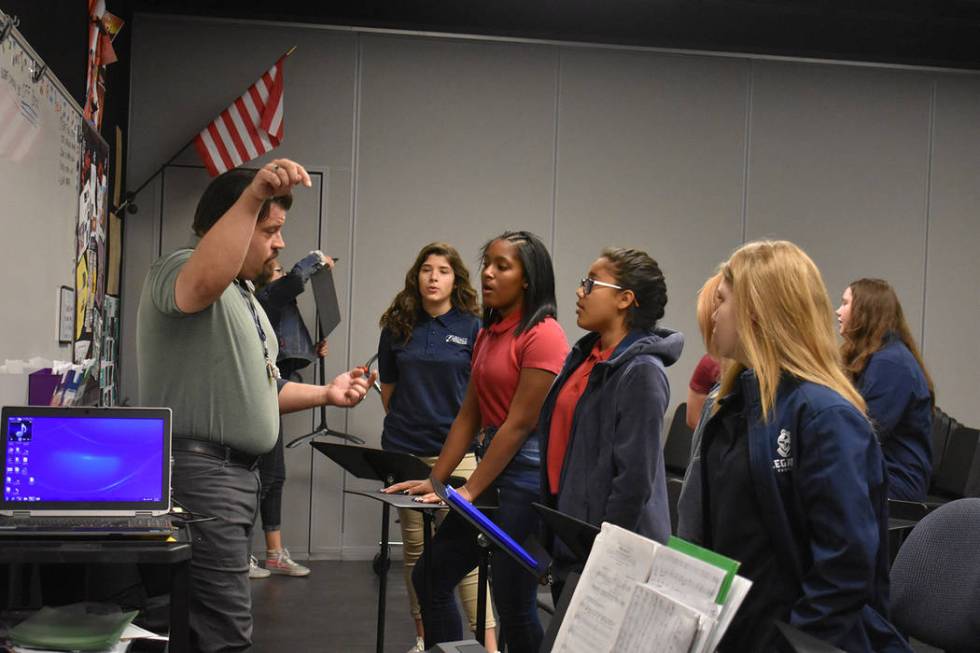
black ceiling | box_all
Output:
[127,0,980,70]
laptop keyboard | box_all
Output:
[0,516,173,530]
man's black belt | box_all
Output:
[172,437,261,470]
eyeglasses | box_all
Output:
[579,277,625,296]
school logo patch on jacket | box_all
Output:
[773,429,794,472]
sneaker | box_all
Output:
[248,555,270,579]
[265,548,311,577]
[406,636,424,653]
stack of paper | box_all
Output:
[551,523,752,653]
[8,604,138,652]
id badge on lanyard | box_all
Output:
[236,280,281,381]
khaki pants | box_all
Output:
[398,453,496,632]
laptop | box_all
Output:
[0,405,175,538]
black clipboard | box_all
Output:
[310,267,341,337]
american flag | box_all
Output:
[194,53,287,177]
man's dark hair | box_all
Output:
[192,168,293,237]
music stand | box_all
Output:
[310,442,439,653]
[431,478,552,648]
[285,322,366,449]
[540,571,580,653]
[532,503,600,562]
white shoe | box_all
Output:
[265,548,311,577]
[406,636,425,653]
[249,554,271,579]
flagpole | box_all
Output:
[114,45,297,216]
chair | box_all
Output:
[890,498,980,651]
[663,402,694,477]
[930,426,980,500]
[929,406,961,482]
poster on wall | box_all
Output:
[100,294,119,406]
[73,120,109,366]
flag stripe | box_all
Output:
[194,133,220,176]
[206,123,236,173]
[219,109,251,163]
[228,103,260,160]
[213,118,244,168]
[238,95,273,151]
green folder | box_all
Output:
[9,604,138,651]
[668,535,741,605]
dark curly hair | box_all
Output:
[379,242,480,343]
[601,247,667,330]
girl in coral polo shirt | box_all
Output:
[386,230,568,653]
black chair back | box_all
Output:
[931,426,980,499]
[663,402,693,477]
[890,498,980,650]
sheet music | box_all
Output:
[612,583,702,652]
[551,524,657,653]
[700,574,752,653]
[647,545,726,616]
[551,523,753,653]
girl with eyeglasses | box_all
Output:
[385,231,569,653]
[836,278,934,501]
[703,241,910,652]
[537,248,682,600]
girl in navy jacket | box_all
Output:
[703,241,910,652]
[837,278,935,501]
[538,248,683,598]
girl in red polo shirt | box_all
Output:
[386,230,568,653]
[537,248,682,601]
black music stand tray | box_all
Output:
[532,503,600,563]
[310,442,440,653]
[431,478,551,649]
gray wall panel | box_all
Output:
[554,48,749,416]
[344,34,559,552]
[746,62,933,341]
[925,78,980,426]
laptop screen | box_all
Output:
[1,406,171,514]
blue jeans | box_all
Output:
[413,484,543,653]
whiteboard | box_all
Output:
[0,13,82,365]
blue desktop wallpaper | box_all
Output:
[4,416,165,503]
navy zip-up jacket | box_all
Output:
[538,327,683,568]
[702,371,911,652]
[856,335,933,501]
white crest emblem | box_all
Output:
[777,429,792,458]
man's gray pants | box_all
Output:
[173,450,260,653]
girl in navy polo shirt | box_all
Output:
[837,278,935,501]
[704,241,910,652]
[537,248,682,601]
[386,230,569,653]
[377,242,495,652]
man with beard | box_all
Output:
[137,159,375,652]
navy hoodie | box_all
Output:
[538,327,683,569]
[857,335,933,501]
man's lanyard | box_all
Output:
[235,279,281,381]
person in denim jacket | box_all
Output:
[250,251,332,577]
